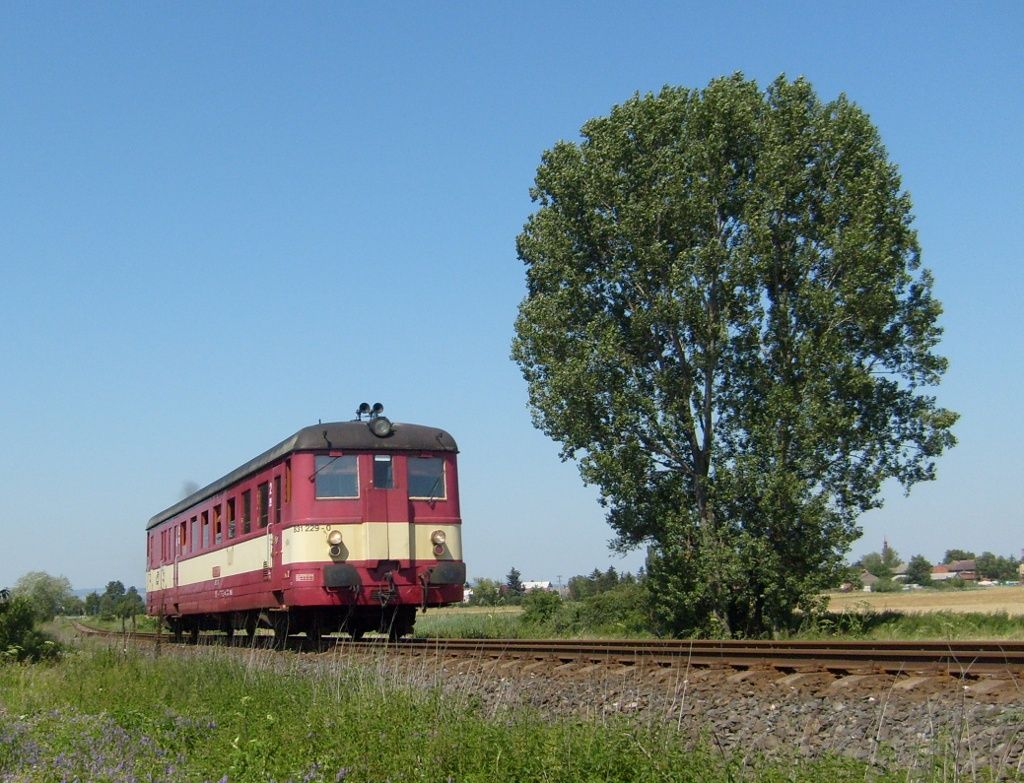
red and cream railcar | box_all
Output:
[146,412,465,641]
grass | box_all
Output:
[796,609,1024,641]
[0,639,959,783]
[415,606,525,639]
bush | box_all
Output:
[520,589,561,625]
[0,594,61,662]
[871,578,902,593]
[548,581,652,636]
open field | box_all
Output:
[828,585,1024,616]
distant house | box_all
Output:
[891,562,910,581]
[522,580,552,592]
[859,570,880,591]
[931,559,977,582]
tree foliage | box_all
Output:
[860,544,901,579]
[905,554,933,586]
[98,581,145,621]
[11,571,76,622]
[567,566,635,600]
[467,577,501,606]
[975,551,1020,581]
[512,74,957,637]
[943,549,975,564]
[520,589,562,625]
[504,568,525,598]
[0,591,60,662]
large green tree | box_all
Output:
[905,554,933,586]
[512,74,957,637]
[11,571,76,622]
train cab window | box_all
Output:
[227,497,236,539]
[190,517,198,553]
[314,455,358,498]
[409,457,446,499]
[214,505,222,544]
[257,482,269,528]
[242,490,251,535]
[373,454,394,489]
[202,512,210,548]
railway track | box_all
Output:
[398,637,1024,676]
[73,623,1024,677]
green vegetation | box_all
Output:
[0,591,60,663]
[430,566,1024,641]
[797,609,1024,641]
[0,642,960,782]
[426,598,1024,643]
[10,571,79,622]
[512,74,957,638]
[83,580,147,623]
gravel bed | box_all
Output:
[386,652,1024,776]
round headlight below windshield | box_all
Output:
[430,530,446,546]
[327,530,343,546]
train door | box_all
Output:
[364,454,411,561]
[269,474,283,577]
[257,480,277,581]
[174,520,186,589]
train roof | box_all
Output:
[147,420,457,530]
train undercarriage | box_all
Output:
[164,604,418,647]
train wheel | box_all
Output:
[270,613,290,649]
[306,612,324,651]
[244,612,258,640]
[386,606,415,640]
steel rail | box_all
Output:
[73,624,1024,675]
[392,637,1024,676]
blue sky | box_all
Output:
[1,2,1021,591]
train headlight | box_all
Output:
[430,530,446,546]
[369,416,393,437]
[327,530,343,546]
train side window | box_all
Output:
[409,457,446,499]
[274,476,282,524]
[214,505,222,544]
[202,512,210,548]
[373,455,393,489]
[227,497,236,539]
[314,455,358,498]
[242,490,251,535]
[257,482,269,528]
[191,517,198,553]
